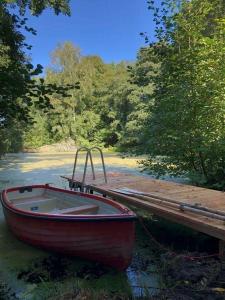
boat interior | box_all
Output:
[6,188,122,215]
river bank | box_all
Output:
[23,139,78,153]
[138,214,225,300]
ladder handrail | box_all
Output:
[71,146,107,191]
[89,146,107,184]
[71,147,95,185]
[81,150,93,191]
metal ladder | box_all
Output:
[70,146,107,192]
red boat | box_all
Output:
[1,185,136,270]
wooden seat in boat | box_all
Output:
[53,204,99,215]
[13,196,52,205]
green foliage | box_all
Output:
[0,1,72,155]
[0,124,24,156]
[140,0,225,188]
[4,0,71,16]
[0,4,39,127]
[31,42,133,148]
[119,47,158,152]
[23,112,52,148]
[0,5,73,128]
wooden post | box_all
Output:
[219,240,225,258]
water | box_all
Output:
[0,152,161,299]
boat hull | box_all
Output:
[1,186,136,270]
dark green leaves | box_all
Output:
[4,0,71,16]
[139,0,225,188]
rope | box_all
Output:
[138,216,219,260]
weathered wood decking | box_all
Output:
[62,172,225,252]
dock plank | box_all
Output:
[62,172,225,241]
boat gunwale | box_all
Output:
[1,185,136,222]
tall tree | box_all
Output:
[141,0,225,188]
[0,1,71,154]
[119,47,158,151]
[29,42,133,148]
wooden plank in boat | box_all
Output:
[12,195,55,205]
[53,204,99,215]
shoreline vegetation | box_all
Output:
[23,138,81,153]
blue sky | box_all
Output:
[23,0,155,69]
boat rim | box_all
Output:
[1,184,137,222]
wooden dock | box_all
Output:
[62,171,225,254]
